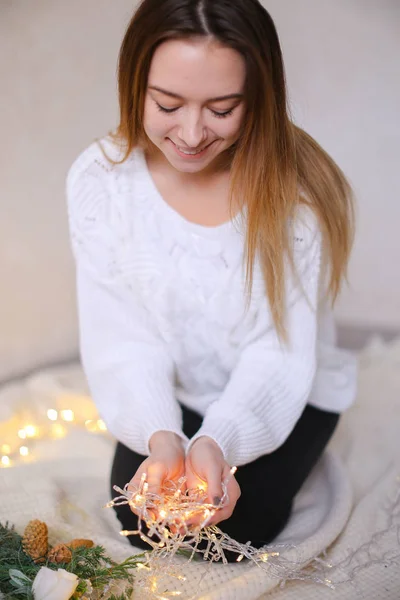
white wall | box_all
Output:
[266,0,400,328]
[0,1,399,381]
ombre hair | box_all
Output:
[113,0,355,339]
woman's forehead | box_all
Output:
[147,38,246,101]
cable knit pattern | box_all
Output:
[67,137,357,466]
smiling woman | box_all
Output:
[66,0,357,560]
[142,38,247,225]
[144,39,246,170]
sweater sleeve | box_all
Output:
[67,160,188,456]
[187,208,322,466]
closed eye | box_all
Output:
[155,102,235,119]
[155,103,178,114]
[212,108,234,118]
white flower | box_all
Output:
[32,567,79,600]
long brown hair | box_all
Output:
[114,0,354,339]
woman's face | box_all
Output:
[143,37,246,174]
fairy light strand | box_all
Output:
[105,471,400,598]
[0,397,107,469]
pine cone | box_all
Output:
[22,519,48,564]
[67,538,94,550]
[48,543,72,564]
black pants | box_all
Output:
[111,404,339,561]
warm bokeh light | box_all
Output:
[60,409,74,422]
[24,425,38,438]
[51,423,67,439]
[1,393,108,468]
[47,409,58,421]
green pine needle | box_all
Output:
[0,522,145,600]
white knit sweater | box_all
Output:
[67,138,357,466]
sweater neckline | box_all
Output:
[134,146,240,242]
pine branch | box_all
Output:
[0,522,144,600]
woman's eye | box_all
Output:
[154,101,235,118]
[211,108,234,118]
[155,103,179,114]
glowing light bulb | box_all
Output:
[85,420,98,433]
[97,419,107,431]
[1,444,11,454]
[24,425,38,438]
[133,494,146,509]
[47,409,58,421]
[60,409,74,422]
[1,456,10,467]
[51,423,67,439]
[19,446,29,456]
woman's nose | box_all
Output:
[178,109,207,149]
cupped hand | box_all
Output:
[185,436,241,528]
[128,431,185,517]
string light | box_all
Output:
[97,419,107,431]
[107,469,302,579]
[50,424,67,439]
[109,471,400,597]
[0,390,110,468]
[60,409,74,422]
[47,409,58,421]
[25,425,38,437]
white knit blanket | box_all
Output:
[1,337,400,599]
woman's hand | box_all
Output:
[185,436,241,527]
[128,432,185,509]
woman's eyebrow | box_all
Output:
[148,85,243,102]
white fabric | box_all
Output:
[66,138,357,465]
[0,336,399,599]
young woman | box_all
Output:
[67,0,357,558]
